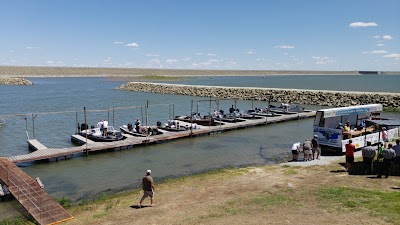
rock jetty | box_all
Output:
[0,77,32,85]
[118,82,400,108]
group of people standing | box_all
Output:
[96,119,109,137]
[291,135,321,161]
[345,139,399,178]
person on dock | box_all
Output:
[392,139,400,174]
[139,169,155,208]
[102,120,108,137]
[382,127,388,148]
[303,139,312,161]
[345,139,355,172]
[97,120,104,131]
[362,141,376,175]
[135,118,141,133]
[312,135,321,160]
[377,144,396,178]
[291,142,300,161]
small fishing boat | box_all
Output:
[156,120,193,132]
[78,123,126,142]
[120,124,163,136]
[268,104,306,115]
[175,114,220,126]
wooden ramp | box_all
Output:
[0,158,73,225]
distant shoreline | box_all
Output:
[1,66,398,77]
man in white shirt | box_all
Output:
[102,120,108,137]
[291,142,300,161]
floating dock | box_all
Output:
[8,111,316,164]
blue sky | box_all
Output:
[1,0,399,71]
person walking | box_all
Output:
[362,141,376,175]
[377,144,396,178]
[311,135,321,160]
[392,139,400,174]
[345,140,355,172]
[291,142,300,161]
[139,169,155,208]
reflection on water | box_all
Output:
[0,77,399,202]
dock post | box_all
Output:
[84,107,88,157]
[190,100,193,137]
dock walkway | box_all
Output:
[0,158,73,225]
[8,111,316,164]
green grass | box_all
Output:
[0,217,33,225]
[383,107,400,113]
[137,75,184,81]
[318,186,400,224]
[252,194,289,207]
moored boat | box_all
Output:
[78,123,126,142]
[120,124,163,136]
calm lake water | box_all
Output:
[0,75,399,202]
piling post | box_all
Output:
[84,107,88,157]
[190,100,193,137]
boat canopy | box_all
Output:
[317,104,383,119]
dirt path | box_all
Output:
[64,156,400,225]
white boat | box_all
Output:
[78,124,126,142]
[120,124,163,136]
[0,118,5,127]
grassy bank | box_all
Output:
[2,158,400,225]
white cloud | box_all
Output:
[165,59,179,64]
[382,35,393,40]
[9,50,14,53]
[376,43,385,47]
[46,61,54,64]
[372,35,381,39]
[349,22,378,28]
[195,52,203,55]
[362,51,368,54]
[114,41,124,44]
[26,46,39,49]
[145,54,160,57]
[312,56,335,65]
[104,57,112,62]
[206,53,216,56]
[181,57,192,61]
[383,54,400,58]
[125,42,139,47]
[274,45,295,49]
[247,49,256,54]
[370,50,388,54]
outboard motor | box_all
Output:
[156,121,162,127]
[127,123,133,131]
[80,123,88,131]
[90,125,95,129]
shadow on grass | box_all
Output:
[130,204,152,209]
[331,161,400,177]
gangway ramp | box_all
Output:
[0,158,73,225]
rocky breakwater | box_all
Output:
[0,77,32,85]
[118,82,400,108]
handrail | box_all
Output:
[0,162,42,212]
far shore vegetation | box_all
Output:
[2,157,400,225]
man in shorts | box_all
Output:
[291,142,300,161]
[312,135,321,160]
[345,140,355,172]
[303,139,312,161]
[139,169,155,208]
